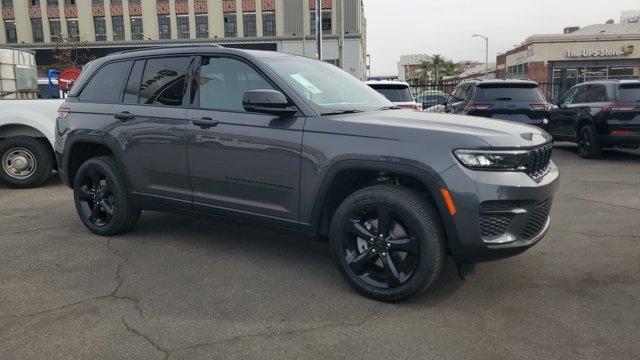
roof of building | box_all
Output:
[525,23,640,43]
[444,62,496,81]
[398,54,432,66]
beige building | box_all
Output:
[0,0,368,79]
[496,17,640,99]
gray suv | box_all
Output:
[55,46,559,302]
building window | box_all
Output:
[47,0,57,5]
[65,0,75,4]
[262,11,275,36]
[176,15,189,39]
[128,0,139,3]
[112,16,124,41]
[92,0,103,4]
[243,13,256,37]
[310,9,332,35]
[2,0,13,7]
[158,14,171,39]
[4,21,17,43]
[31,18,44,42]
[131,16,143,40]
[67,19,79,40]
[195,14,208,38]
[29,0,40,6]
[94,17,107,41]
[50,19,61,42]
[111,0,121,3]
[223,13,236,37]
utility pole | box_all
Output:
[316,0,322,60]
[338,0,345,69]
[472,34,489,79]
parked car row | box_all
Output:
[369,79,639,159]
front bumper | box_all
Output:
[440,160,560,262]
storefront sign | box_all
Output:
[567,45,634,58]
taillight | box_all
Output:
[465,103,493,111]
[601,103,638,112]
[529,103,551,111]
[611,130,634,136]
[57,106,70,118]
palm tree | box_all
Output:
[415,60,432,85]
[414,55,461,85]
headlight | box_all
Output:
[453,149,528,171]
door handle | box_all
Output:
[191,117,219,129]
[114,111,135,121]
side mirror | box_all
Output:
[242,89,297,117]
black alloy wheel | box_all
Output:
[77,168,115,227]
[330,185,445,302]
[73,156,141,236]
[340,205,419,289]
[577,125,602,159]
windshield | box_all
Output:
[265,56,393,114]
[618,84,640,102]
[369,85,414,102]
[474,85,545,102]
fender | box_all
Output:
[305,159,460,244]
[61,132,133,191]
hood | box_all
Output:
[338,109,551,149]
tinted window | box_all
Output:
[572,86,591,104]
[618,84,640,102]
[474,84,545,102]
[583,85,609,102]
[561,87,580,105]
[139,57,191,107]
[123,60,144,104]
[369,85,413,102]
[79,61,131,103]
[195,57,274,112]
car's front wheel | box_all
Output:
[73,156,141,236]
[577,125,602,159]
[330,185,445,302]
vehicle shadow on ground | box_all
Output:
[553,142,640,162]
[0,172,63,190]
[120,211,467,304]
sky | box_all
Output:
[365,0,640,76]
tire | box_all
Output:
[577,125,602,159]
[73,156,141,236]
[0,136,54,188]
[329,184,446,302]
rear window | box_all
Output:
[618,84,640,102]
[78,61,131,103]
[369,85,413,102]
[474,84,545,102]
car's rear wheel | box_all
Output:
[73,156,141,236]
[0,136,54,188]
[330,185,445,302]
[577,125,602,159]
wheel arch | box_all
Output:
[307,160,459,245]
[63,134,131,190]
[0,124,57,170]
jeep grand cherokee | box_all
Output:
[55,46,559,302]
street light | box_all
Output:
[472,34,489,79]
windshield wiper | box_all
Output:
[379,105,401,110]
[320,110,365,116]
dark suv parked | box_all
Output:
[55,46,559,302]
[445,80,552,128]
[548,80,640,158]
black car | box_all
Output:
[444,80,552,128]
[55,46,559,302]
[548,80,640,158]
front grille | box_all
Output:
[523,143,553,182]
[479,201,519,212]
[519,199,553,241]
[479,215,514,237]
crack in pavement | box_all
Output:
[1,238,143,321]
[168,306,386,355]
[121,317,170,360]
[571,197,640,212]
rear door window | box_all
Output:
[474,84,545,102]
[618,84,640,102]
[369,85,413,102]
[78,61,131,103]
[139,57,191,107]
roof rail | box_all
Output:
[113,44,223,55]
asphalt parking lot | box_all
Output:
[1,143,639,360]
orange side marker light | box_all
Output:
[440,188,457,216]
